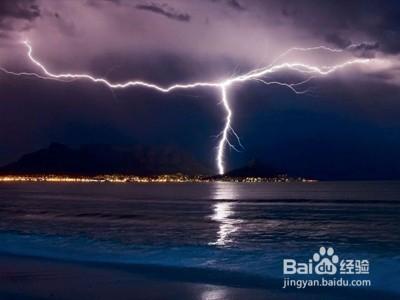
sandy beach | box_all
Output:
[0,253,397,300]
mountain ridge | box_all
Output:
[0,143,210,176]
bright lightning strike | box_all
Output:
[1,41,371,175]
[217,86,231,175]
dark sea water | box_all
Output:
[0,181,399,295]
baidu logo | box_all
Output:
[282,246,371,289]
[313,246,339,275]
[283,246,340,275]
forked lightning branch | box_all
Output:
[1,41,372,174]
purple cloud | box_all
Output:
[136,2,190,22]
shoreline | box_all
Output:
[1,253,397,300]
[0,174,312,184]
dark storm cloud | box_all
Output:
[276,0,400,55]
[86,0,121,7]
[210,0,246,11]
[324,33,352,49]
[349,42,380,59]
[325,33,381,58]
[324,34,379,58]
[102,0,121,3]
[0,0,40,31]
[136,2,191,22]
[1,0,400,178]
[227,0,245,11]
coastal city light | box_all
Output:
[0,174,315,183]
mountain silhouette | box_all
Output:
[223,159,284,178]
[0,143,210,176]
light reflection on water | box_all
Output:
[201,286,228,300]
[211,181,240,200]
[209,182,243,246]
[209,202,240,246]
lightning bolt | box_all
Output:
[1,41,371,175]
[217,85,231,175]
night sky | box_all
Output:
[1,0,400,179]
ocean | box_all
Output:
[0,181,399,297]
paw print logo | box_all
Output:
[313,246,339,275]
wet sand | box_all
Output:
[0,254,398,300]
